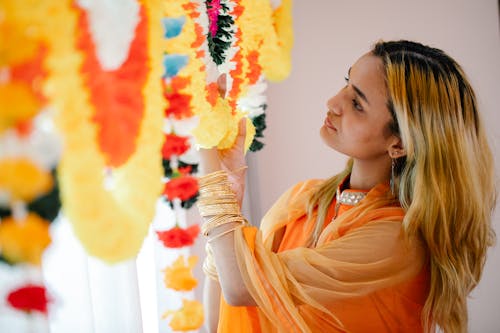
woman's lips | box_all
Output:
[324,117,337,131]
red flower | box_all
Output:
[6,284,50,314]
[163,77,193,119]
[156,224,200,248]
[164,92,193,119]
[178,165,192,175]
[162,134,190,159]
[163,175,198,201]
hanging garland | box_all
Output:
[47,0,165,262]
[157,1,204,331]
[0,1,62,319]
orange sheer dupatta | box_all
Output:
[222,180,427,332]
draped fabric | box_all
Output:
[218,180,429,332]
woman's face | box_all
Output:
[320,53,396,161]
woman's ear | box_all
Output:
[388,137,406,158]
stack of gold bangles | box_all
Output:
[197,170,249,280]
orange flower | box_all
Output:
[163,255,198,291]
[156,224,200,248]
[162,299,204,331]
[0,213,51,265]
[0,158,53,202]
[163,175,198,202]
[162,134,191,159]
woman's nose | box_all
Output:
[327,95,342,116]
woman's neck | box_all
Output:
[349,157,391,190]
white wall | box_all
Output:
[247,0,500,331]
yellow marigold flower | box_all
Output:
[191,97,232,148]
[217,110,255,151]
[259,0,294,82]
[0,213,51,265]
[163,255,198,291]
[162,299,204,331]
[0,22,40,66]
[0,158,53,202]
[0,83,42,133]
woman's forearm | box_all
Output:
[207,222,257,306]
[203,278,221,333]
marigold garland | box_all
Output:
[159,4,204,331]
[47,0,165,262]
[0,6,60,300]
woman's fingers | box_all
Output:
[235,117,246,150]
[217,74,227,98]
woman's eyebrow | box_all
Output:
[347,67,370,105]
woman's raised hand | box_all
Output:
[198,74,248,207]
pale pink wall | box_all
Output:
[247,0,500,331]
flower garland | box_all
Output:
[47,0,165,262]
[0,1,62,320]
[157,1,205,331]
[188,0,257,151]
[189,0,294,152]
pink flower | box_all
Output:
[207,0,221,37]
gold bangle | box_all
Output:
[198,203,240,217]
[201,214,247,236]
[207,224,245,243]
[197,197,238,205]
[199,184,233,194]
[201,214,242,235]
[198,171,229,186]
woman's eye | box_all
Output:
[344,76,349,84]
[352,99,363,111]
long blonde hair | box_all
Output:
[308,40,496,332]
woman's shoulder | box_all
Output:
[288,178,324,198]
[259,179,324,237]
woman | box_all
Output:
[197,40,496,332]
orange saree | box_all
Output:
[217,179,429,332]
